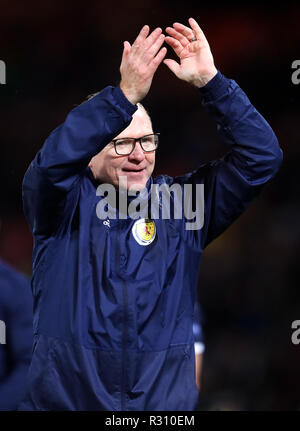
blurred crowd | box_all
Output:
[0,0,299,410]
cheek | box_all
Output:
[147,154,155,169]
[110,160,127,181]
[111,160,125,173]
[106,154,119,169]
[100,155,118,181]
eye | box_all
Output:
[116,139,133,146]
[141,135,156,151]
[114,138,135,155]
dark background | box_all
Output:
[0,0,299,410]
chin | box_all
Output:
[117,173,149,192]
[127,180,147,192]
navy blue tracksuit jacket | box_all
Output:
[0,260,32,410]
[19,71,282,410]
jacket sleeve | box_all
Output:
[22,86,137,236]
[177,71,283,249]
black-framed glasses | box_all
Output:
[111,133,160,156]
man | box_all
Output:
[19,18,282,410]
[0,259,32,410]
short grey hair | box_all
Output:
[136,102,152,128]
[82,95,153,128]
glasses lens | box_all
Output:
[115,138,134,155]
[141,134,158,152]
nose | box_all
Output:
[128,141,145,162]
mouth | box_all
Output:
[122,168,146,174]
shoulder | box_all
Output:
[153,174,174,186]
[153,160,222,187]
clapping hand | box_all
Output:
[120,26,167,104]
[164,17,217,87]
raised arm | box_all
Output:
[196,71,282,248]
[164,18,283,248]
[23,26,166,236]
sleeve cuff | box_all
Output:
[113,86,138,117]
[198,70,230,102]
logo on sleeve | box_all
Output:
[132,219,156,246]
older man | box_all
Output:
[19,18,282,410]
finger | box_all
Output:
[144,27,162,50]
[150,47,167,73]
[165,26,189,47]
[188,18,206,42]
[131,25,150,49]
[163,59,181,77]
[146,33,165,59]
[173,22,195,41]
[164,36,184,57]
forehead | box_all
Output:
[114,107,153,140]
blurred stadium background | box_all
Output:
[0,0,299,410]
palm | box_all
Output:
[164,18,217,87]
[178,40,201,60]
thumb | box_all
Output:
[163,59,181,77]
[122,41,131,61]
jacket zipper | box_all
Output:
[117,224,128,411]
[121,278,128,411]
